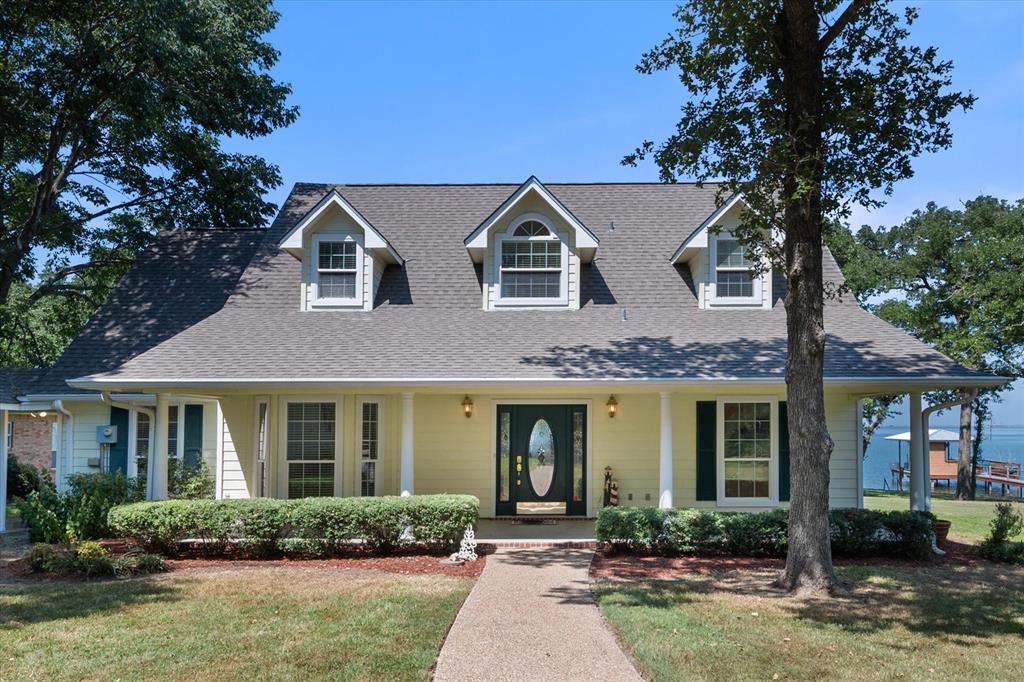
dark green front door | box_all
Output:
[496,404,586,516]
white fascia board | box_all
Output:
[279,190,403,264]
[463,176,599,259]
[67,374,1011,392]
[670,193,745,264]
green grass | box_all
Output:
[864,490,1019,543]
[597,562,1024,682]
[0,567,473,681]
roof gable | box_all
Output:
[279,189,403,264]
[463,176,599,263]
[670,193,745,264]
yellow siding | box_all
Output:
[219,395,253,499]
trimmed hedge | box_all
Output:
[596,506,935,559]
[108,494,479,556]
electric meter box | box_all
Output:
[96,425,118,444]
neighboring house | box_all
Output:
[0,178,1006,530]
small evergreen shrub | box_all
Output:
[23,543,59,572]
[596,506,934,559]
[168,458,216,500]
[109,494,479,557]
[112,551,168,577]
[73,540,114,577]
[19,485,66,543]
[978,502,1024,565]
[5,454,51,501]
[64,473,138,541]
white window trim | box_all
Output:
[708,233,764,307]
[493,212,570,308]
[716,395,779,507]
[356,396,384,497]
[278,396,342,498]
[310,233,364,308]
[252,396,271,498]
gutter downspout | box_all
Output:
[53,400,73,493]
[921,388,979,555]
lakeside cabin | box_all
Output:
[888,428,1024,497]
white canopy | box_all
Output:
[885,428,960,443]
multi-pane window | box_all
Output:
[715,238,755,298]
[500,221,562,299]
[722,402,772,499]
[136,412,151,477]
[359,401,380,496]
[167,405,179,459]
[255,401,269,498]
[286,402,336,498]
[317,240,357,300]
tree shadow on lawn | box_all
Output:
[0,576,182,629]
[598,562,1024,646]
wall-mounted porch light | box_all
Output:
[606,395,619,418]
[461,396,474,418]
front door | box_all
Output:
[496,404,586,516]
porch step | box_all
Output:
[483,540,598,549]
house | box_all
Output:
[0,178,1006,530]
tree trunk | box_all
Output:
[775,0,837,594]
[955,396,974,500]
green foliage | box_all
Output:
[18,485,65,543]
[72,541,114,577]
[0,0,297,363]
[23,543,59,572]
[109,495,480,557]
[596,507,934,559]
[168,458,215,500]
[978,502,1024,565]
[5,453,52,501]
[112,551,167,578]
[64,473,138,541]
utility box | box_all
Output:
[96,425,117,444]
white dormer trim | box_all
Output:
[493,212,570,308]
[280,189,403,265]
[670,193,744,265]
[464,176,598,263]
[309,233,364,308]
[707,231,766,307]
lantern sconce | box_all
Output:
[461,396,474,418]
[606,395,619,418]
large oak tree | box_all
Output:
[0,0,297,364]
[627,0,973,592]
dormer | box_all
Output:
[279,190,402,311]
[464,177,599,310]
[671,194,773,310]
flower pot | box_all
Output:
[934,519,952,546]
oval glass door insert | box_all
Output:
[528,418,555,496]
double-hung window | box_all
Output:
[718,399,776,504]
[713,236,758,302]
[497,218,565,304]
[286,402,336,498]
[314,237,359,304]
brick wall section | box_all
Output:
[9,414,56,474]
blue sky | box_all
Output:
[232,0,1024,425]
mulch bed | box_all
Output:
[590,540,983,581]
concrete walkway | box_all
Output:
[434,548,642,681]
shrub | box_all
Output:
[64,472,137,541]
[978,502,1024,565]
[73,540,114,577]
[169,458,215,500]
[23,543,59,573]
[19,485,66,543]
[6,454,51,501]
[112,551,168,577]
[595,506,934,559]
[109,494,479,557]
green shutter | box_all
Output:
[108,406,130,474]
[695,401,717,501]
[183,404,204,469]
[778,401,790,502]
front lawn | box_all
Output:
[0,566,473,681]
[596,562,1024,681]
[864,489,1014,543]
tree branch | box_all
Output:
[28,255,133,304]
[819,0,871,52]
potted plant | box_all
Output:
[934,518,952,546]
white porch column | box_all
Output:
[400,392,414,496]
[150,394,169,500]
[659,392,673,508]
[0,409,8,532]
[908,392,925,512]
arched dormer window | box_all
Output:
[495,214,569,306]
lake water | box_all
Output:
[863,425,1024,491]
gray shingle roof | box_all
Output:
[0,368,45,403]
[25,228,265,396]
[58,182,994,389]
